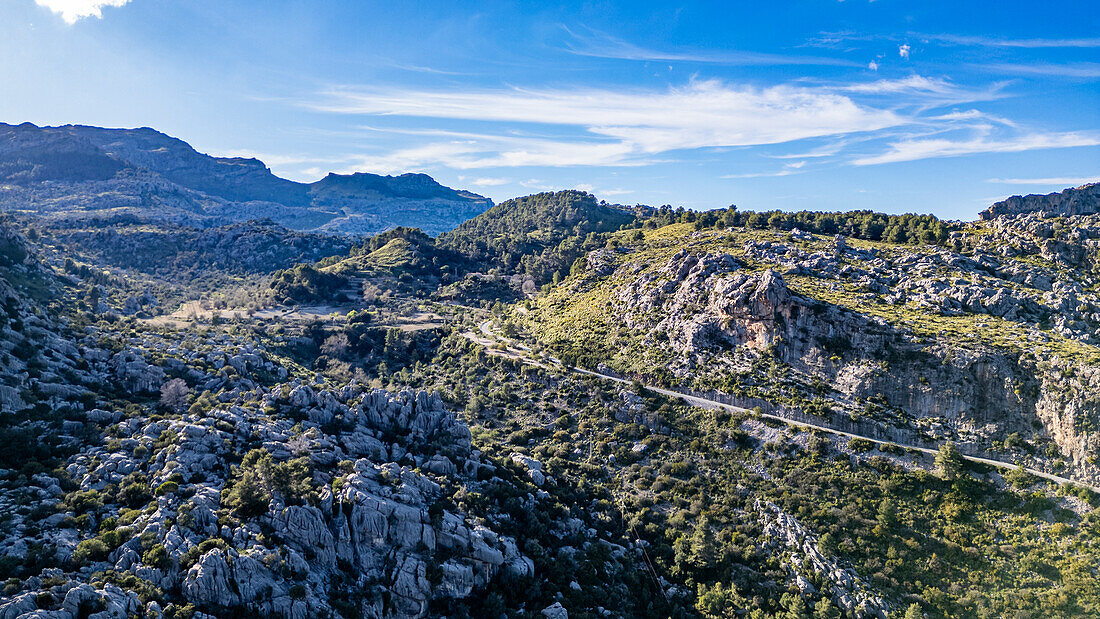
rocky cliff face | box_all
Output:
[981,182,1100,219]
[0,123,492,236]
[611,252,1044,454]
[546,211,1100,483]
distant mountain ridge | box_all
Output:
[0,122,492,236]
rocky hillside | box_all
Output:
[45,219,354,279]
[520,197,1100,485]
[0,217,654,618]
[982,182,1100,219]
[0,123,492,236]
[3,185,1100,619]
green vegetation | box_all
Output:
[1,188,1098,619]
[269,264,349,304]
[439,190,635,283]
[221,448,316,517]
[688,205,952,245]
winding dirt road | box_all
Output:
[468,320,1100,493]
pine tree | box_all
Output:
[935,441,965,481]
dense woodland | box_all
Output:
[438,190,635,284]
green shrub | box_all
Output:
[72,539,110,565]
[155,481,179,496]
[222,448,316,518]
[142,544,171,570]
[848,437,875,453]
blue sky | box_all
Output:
[2,0,1098,219]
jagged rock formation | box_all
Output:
[0,377,534,618]
[981,182,1100,219]
[0,221,545,617]
[755,499,890,618]
[0,123,492,236]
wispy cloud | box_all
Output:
[35,0,131,23]
[385,64,476,76]
[560,26,860,67]
[600,188,634,196]
[723,160,807,178]
[330,139,642,174]
[220,150,349,168]
[721,169,802,179]
[810,31,1100,49]
[765,141,847,160]
[520,179,553,191]
[854,131,1100,165]
[987,177,1097,186]
[920,33,1100,48]
[305,71,1095,174]
[469,177,511,187]
[308,79,905,170]
[979,62,1100,79]
[928,109,1016,126]
[839,75,1008,108]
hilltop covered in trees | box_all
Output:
[438,190,636,283]
[632,204,952,246]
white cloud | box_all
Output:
[920,33,1100,48]
[470,177,511,187]
[519,179,553,191]
[868,60,879,71]
[309,80,905,169]
[981,62,1100,79]
[815,31,1100,49]
[35,0,132,23]
[305,75,1097,175]
[929,109,1006,122]
[723,161,806,178]
[560,26,859,67]
[766,142,846,159]
[570,183,634,197]
[599,188,634,197]
[838,75,1009,110]
[220,150,349,168]
[853,132,1100,165]
[721,169,801,179]
[843,75,959,95]
[898,44,911,59]
[987,177,1097,186]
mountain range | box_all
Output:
[0,122,492,236]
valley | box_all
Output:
[1,156,1099,618]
